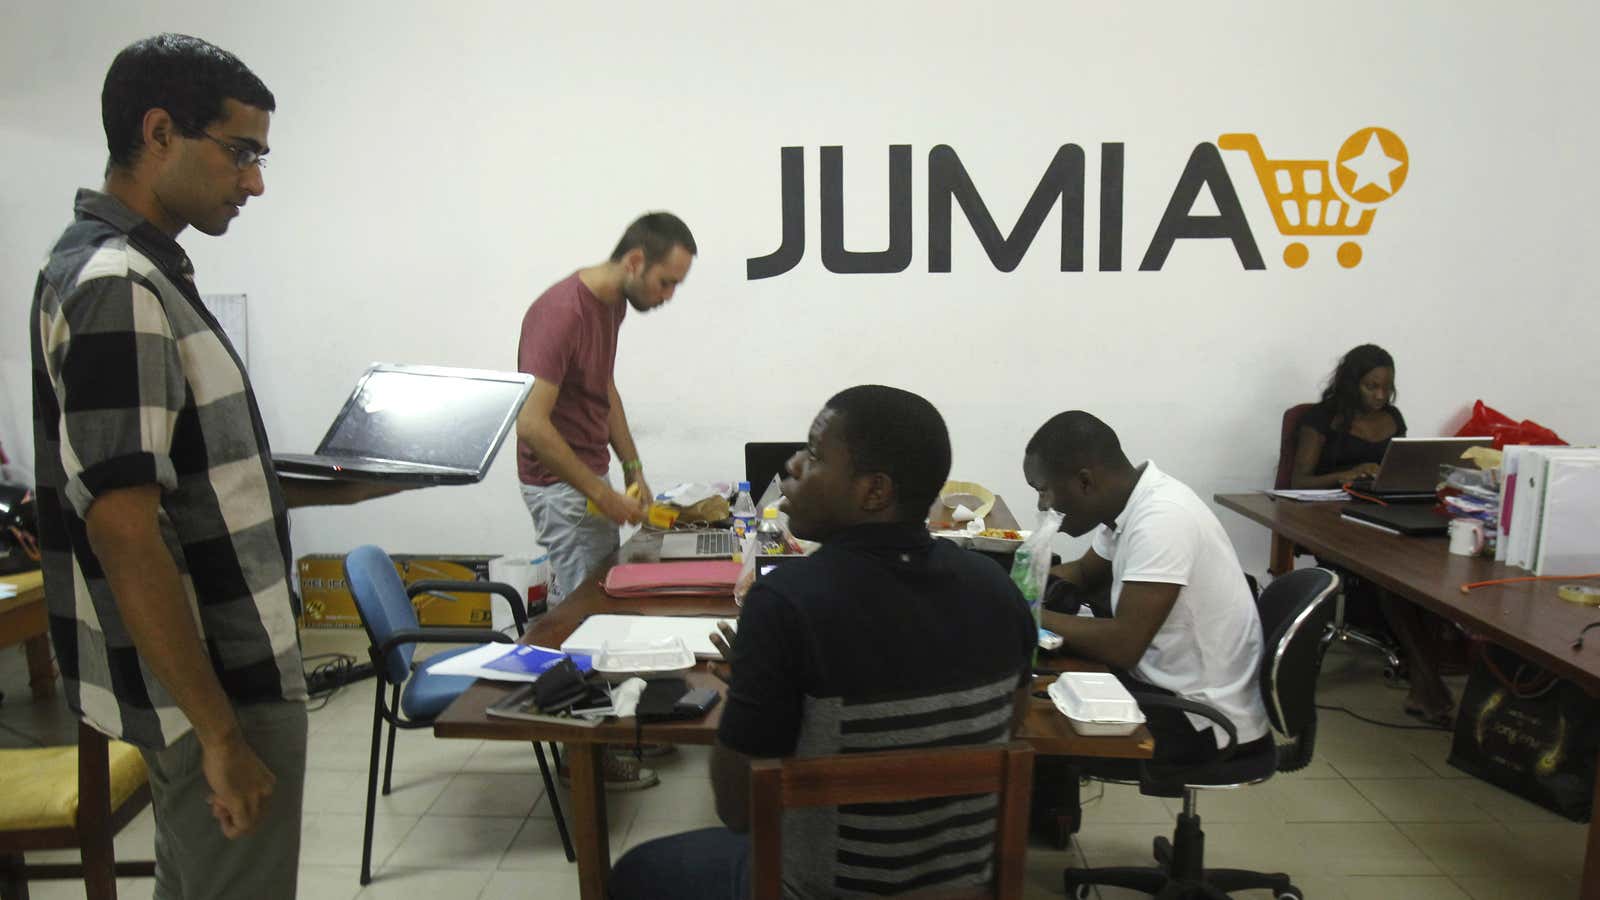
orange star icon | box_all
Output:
[1336,127,1409,203]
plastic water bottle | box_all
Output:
[754,506,787,555]
[731,481,757,540]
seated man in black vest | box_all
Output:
[609,384,1037,899]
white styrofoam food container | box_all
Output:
[1047,672,1146,736]
[593,637,695,682]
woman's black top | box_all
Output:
[1300,403,1407,476]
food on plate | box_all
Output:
[976,528,1023,540]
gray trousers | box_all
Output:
[521,480,621,605]
[139,700,308,900]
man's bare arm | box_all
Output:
[85,485,276,838]
[1042,581,1181,671]
[515,379,641,524]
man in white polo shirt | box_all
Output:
[1022,410,1270,839]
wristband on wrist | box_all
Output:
[622,459,643,474]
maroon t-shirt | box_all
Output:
[516,272,626,486]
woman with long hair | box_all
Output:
[1292,344,1456,725]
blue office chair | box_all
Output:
[344,544,573,884]
[1062,567,1341,900]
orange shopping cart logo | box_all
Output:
[1219,127,1408,269]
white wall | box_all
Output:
[3,0,1596,576]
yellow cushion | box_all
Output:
[0,741,149,831]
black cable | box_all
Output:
[1316,703,1451,731]
[303,652,358,711]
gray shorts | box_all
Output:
[521,480,621,606]
[138,700,308,900]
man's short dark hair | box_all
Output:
[825,385,951,521]
[610,212,697,265]
[102,33,276,170]
[1025,411,1129,476]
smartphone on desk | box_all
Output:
[674,686,721,717]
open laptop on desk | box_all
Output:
[660,529,737,560]
[1349,437,1492,502]
[273,364,533,485]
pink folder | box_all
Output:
[601,561,742,598]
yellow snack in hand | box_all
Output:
[626,483,641,499]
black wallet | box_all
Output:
[635,678,692,722]
[532,657,591,713]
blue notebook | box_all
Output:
[481,645,594,678]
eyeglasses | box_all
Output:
[199,132,268,171]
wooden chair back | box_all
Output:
[748,741,1034,900]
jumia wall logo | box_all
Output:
[745,127,1408,278]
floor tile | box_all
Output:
[479,868,582,900]
[1266,777,1386,823]
[303,767,455,817]
[425,771,542,817]
[383,815,523,870]
[298,864,364,900]
[1396,823,1546,878]
[1350,778,1499,823]
[300,811,419,868]
[1338,875,1472,899]
[355,866,493,898]
[1456,873,1581,900]
[497,814,592,872]
[1285,822,1440,877]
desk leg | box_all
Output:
[1268,534,1295,578]
[569,743,611,900]
[24,633,56,699]
[1583,749,1600,900]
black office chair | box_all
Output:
[1275,404,1404,680]
[1062,566,1340,900]
[344,545,573,885]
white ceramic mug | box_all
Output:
[1447,518,1486,556]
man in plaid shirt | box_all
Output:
[30,34,400,898]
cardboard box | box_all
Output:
[297,554,499,628]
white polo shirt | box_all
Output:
[1090,461,1270,747]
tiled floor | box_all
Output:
[0,633,1586,899]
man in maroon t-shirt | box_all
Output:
[514,212,696,610]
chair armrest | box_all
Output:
[375,627,512,660]
[407,579,534,631]
[1129,693,1240,761]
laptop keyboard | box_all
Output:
[697,531,735,556]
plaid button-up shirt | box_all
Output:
[30,189,305,750]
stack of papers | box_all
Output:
[1266,489,1350,502]
[423,643,593,683]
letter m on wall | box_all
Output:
[928,144,1085,272]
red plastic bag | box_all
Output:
[1455,400,1566,449]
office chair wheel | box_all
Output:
[1277,888,1304,900]
[1068,884,1093,900]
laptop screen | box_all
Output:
[318,367,530,469]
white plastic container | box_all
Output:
[593,637,696,683]
[1047,672,1147,736]
[488,553,550,634]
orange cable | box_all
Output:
[1459,573,1600,594]
[1340,482,1388,506]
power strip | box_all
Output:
[304,660,376,695]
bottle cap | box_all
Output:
[738,481,751,492]
[763,507,779,518]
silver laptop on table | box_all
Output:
[273,364,533,485]
[1356,437,1493,500]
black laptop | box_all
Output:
[273,364,533,485]
[1341,503,1449,536]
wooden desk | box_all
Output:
[436,517,1151,900]
[0,570,55,700]
[1215,492,1600,900]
